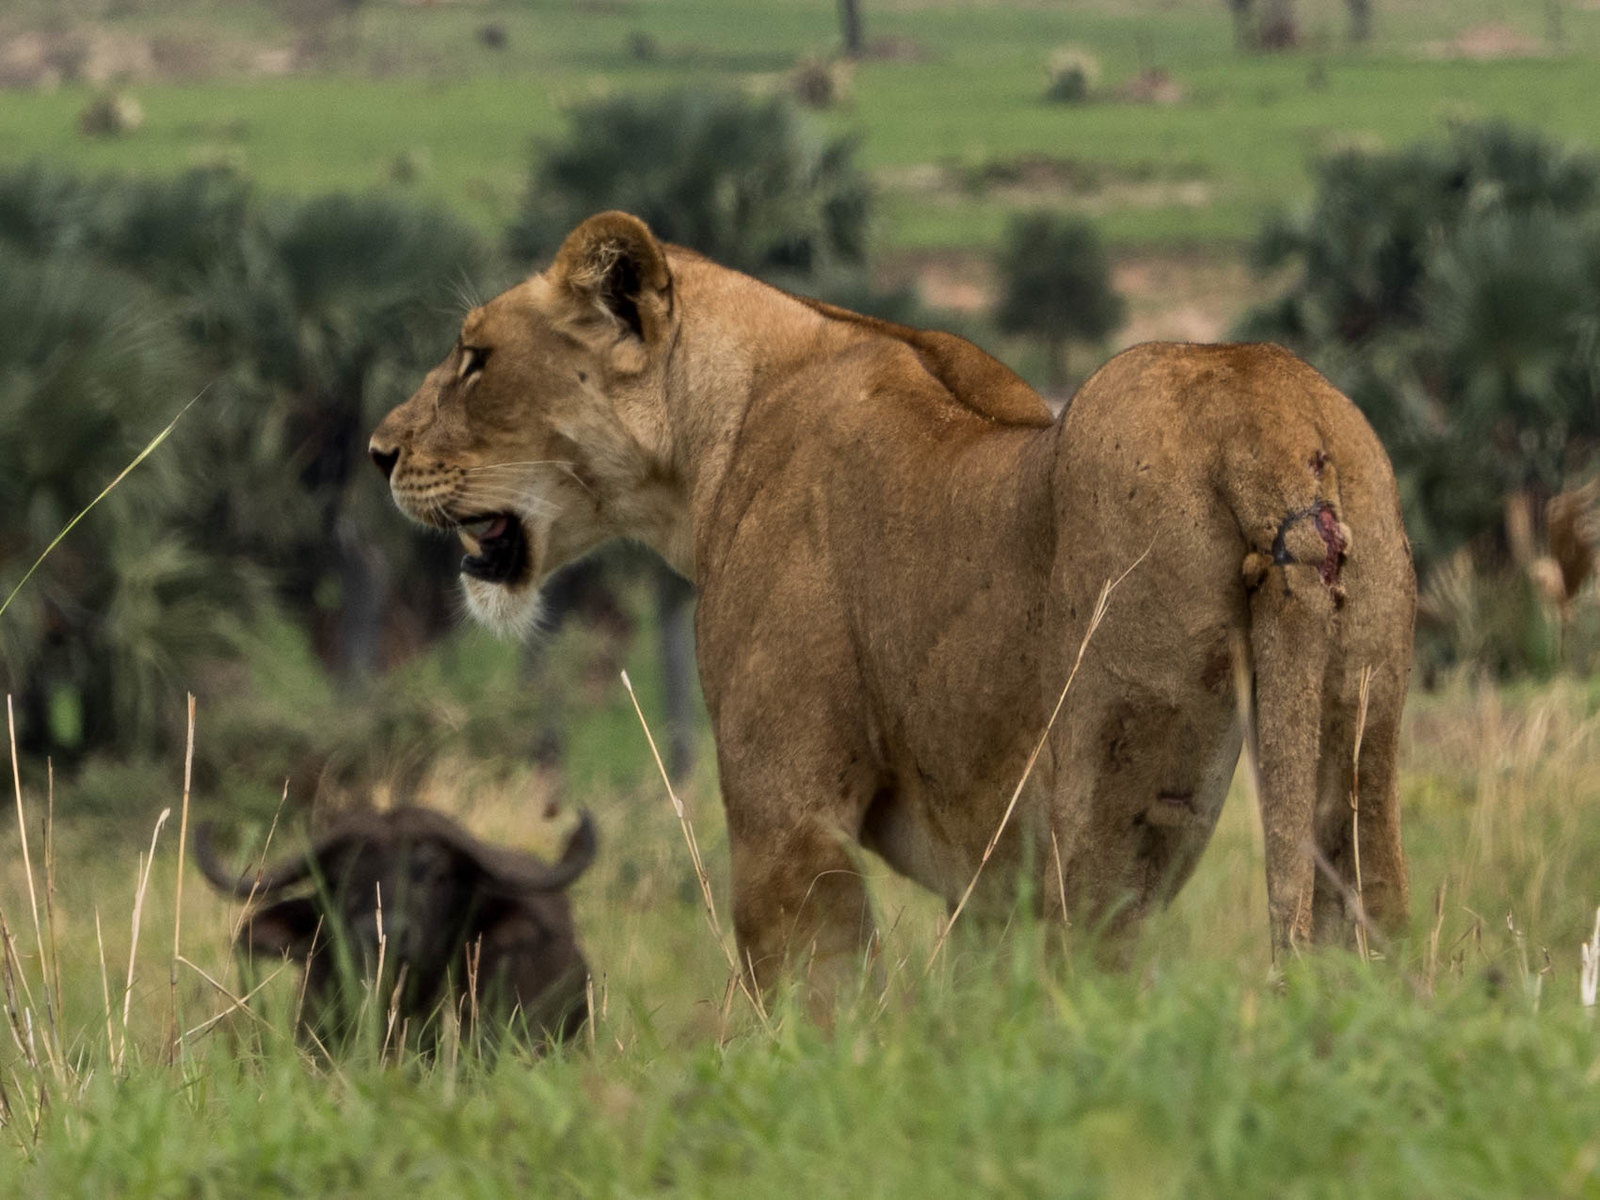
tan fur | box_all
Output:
[371,212,1415,1000]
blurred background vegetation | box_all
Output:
[3,0,1600,820]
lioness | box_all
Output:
[370,212,1414,998]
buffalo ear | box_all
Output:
[548,211,673,346]
[240,897,323,961]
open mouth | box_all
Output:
[455,513,528,585]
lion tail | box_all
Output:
[1233,449,1351,960]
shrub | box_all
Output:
[1044,46,1099,104]
[994,212,1125,388]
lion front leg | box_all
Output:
[727,816,878,1018]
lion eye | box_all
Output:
[458,346,491,381]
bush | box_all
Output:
[0,245,241,758]
[0,165,494,761]
[1239,122,1600,674]
[1043,46,1099,104]
[994,212,1124,388]
[1240,123,1600,570]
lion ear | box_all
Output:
[549,211,673,345]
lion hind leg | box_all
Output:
[1247,560,1337,961]
[1311,662,1410,946]
[728,818,879,1019]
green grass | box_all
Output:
[7,0,1600,251]
[8,960,1600,1198]
[4,676,1600,1194]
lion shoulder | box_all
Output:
[799,298,1055,427]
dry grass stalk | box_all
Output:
[6,697,62,1081]
[116,808,171,1073]
[1505,910,1546,1010]
[1307,841,1386,958]
[381,964,408,1061]
[1227,628,1266,859]
[0,393,202,622]
[442,1001,459,1098]
[94,910,115,1058]
[925,549,1148,973]
[179,958,289,1042]
[372,881,387,1030]
[715,974,738,1044]
[866,904,918,1024]
[0,909,38,1068]
[43,763,64,1071]
[1581,906,1600,1019]
[2,1070,34,1147]
[233,781,290,943]
[177,955,280,1037]
[584,971,598,1053]
[290,919,322,1036]
[1049,828,1069,932]
[1350,665,1373,961]
[464,936,481,1051]
[1425,881,1447,997]
[620,669,771,1032]
[166,693,197,1065]
[300,1018,343,1083]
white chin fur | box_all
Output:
[462,577,546,640]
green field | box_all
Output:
[8,0,1600,251]
[5,673,1600,1194]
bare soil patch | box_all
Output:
[875,247,1258,348]
[0,25,293,90]
[876,155,1214,215]
[1421,22,1546,60]
[1110,252,1256,349]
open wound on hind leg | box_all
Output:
[1242,501,1351,599]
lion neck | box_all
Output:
[656,253,861,577]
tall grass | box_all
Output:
[1,675,1600,1191]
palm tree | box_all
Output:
[0,167,495,690]
[0,245,246,759]
[838,0,865,57]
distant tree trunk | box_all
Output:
[1227,0,1256,50]
[1045,335,1069,393]
[300,381,375,684]
[333,513,390,685]
[1346,0,1372,44]
[838,0,864,58]
[656,565,696,784]
[1546,0,1564,49]
[1257,0,1298,49]
[521,638,567,771]
[519,559,597,772]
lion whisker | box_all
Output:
[464,460,578,472]
[465,461,595,497]
[450,488,561,519]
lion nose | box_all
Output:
[369,442,400,481]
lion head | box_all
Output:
[368,213,686,635]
